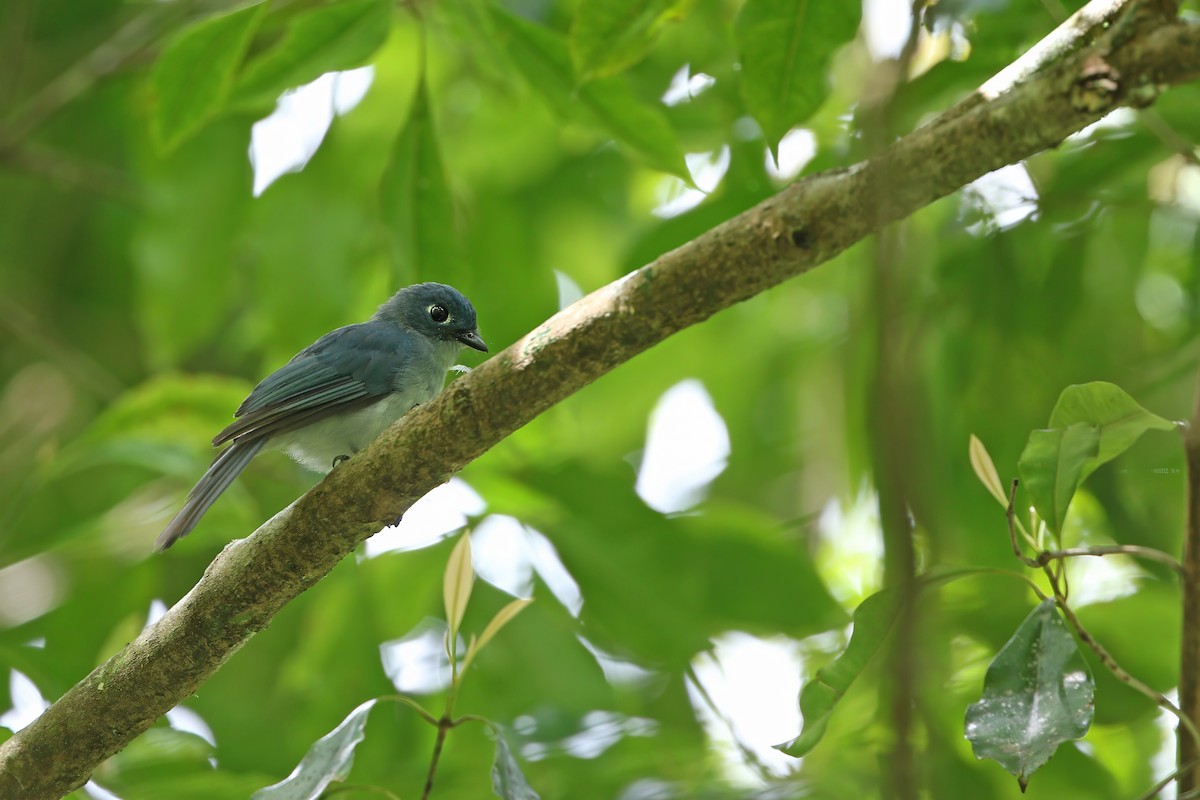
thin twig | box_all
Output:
[1139,110,1200,166]
[683,664,778,782]
[423,612,461,800]
[379,695,439,728]
[420,716,453,800]
[1,2,196,143]
[1049,579,1200,749]
[0,140,139,203]
[1035,544,1185,576]
[0,298,125,399]
[1137,758,1200,800]
[1006,480,1041,568]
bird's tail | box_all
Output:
[155,438,266,551]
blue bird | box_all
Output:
[156,283,487,551]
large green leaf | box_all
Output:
[569,0,692,80]
[506,465,844,665]
[1017,422,1100,536]
[231,0,392,109]
[734,0,860,153]
[379,78,462,282]
[1047,382,1177,481]
[777,567,990,758]
[965,599,1095,791]
[150,2,268,151]
[491,7,690,179]
[777,588,898,757]
[253,699,377,800]
[491,728,541,800]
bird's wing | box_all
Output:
[213,323,415,446]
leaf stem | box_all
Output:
[1006,480,1042,569]
[421,676,462,800]
[1045,569,1200,749]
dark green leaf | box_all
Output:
[569,0,692,80]
[965,599,1095,790]
[379,79,462,283]
[491,7,690,179]
[1018,422,1100,535]
[511,465,845,665]
[734,0,860,153]
[252,700,377,800]
[1047,382,1177,481]
[232,0,392,109]
[491,728,541,800]
[150,2,267,151]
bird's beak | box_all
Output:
[457,329,488,352]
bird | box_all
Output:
[155,282,487,551]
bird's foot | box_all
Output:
[332,454,351,468]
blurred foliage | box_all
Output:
[1,0,1199,797]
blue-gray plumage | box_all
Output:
[155,283,487,551]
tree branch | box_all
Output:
[1179,367,1200,794]
[1,2,1198,797]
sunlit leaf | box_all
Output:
[491,728,540,800]
[253,699,377,800]
[465,598,534,670]
[444,533,475,643]
[491,7,690,179]
[778,567,994,758]
[150,2,267,151]
[734,0,859,153]
[968,433,1009,507]
[379,78,462,283]
[569,0,693,80]
[776,588,897,757]
[965,599,1094,791]
[1018,423,1100,536]
[1047,382,1177,481]
[232,0,392,108]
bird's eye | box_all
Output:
[429,304,449,323]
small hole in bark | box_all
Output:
[791,228,811,248]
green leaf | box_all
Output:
[777,588,899,757]
[491,728,540,800]
[379,78,462,282]
[150,2,268,151]
[464,598,534,672]
[965,599,1095,791]
[777,567,994,758]
[444,533,475,644]
[569,0,693,80]
[491,7,690,179]
[734,0,860,153]
[1047,381,1177,481]
[252,699,377,800]
[968,433,1009,507]
[232,0,392,109]
[1018,422,1100,536]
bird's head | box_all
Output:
[375,282,488,353]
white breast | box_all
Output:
[273,390,429,473]
[271,337,465,473]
